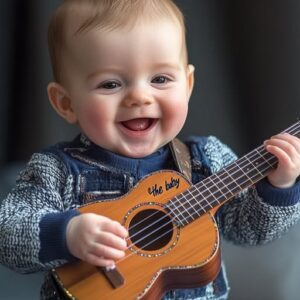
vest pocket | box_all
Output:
[79,170,127,204]
[81,190,123,203]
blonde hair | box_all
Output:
[48,0,188,83]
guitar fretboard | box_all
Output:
[166,121,300,227]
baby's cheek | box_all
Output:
[162,101,188,136]
[165,99,188,123]
[79,104,108,134]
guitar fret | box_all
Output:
[216,171,241,193]
[185,186,212,214]
[199,178,221,206]
[184,191,207,214]
[230,168,250,189]
[255,148,276,170]
[166,200,186,227]
[236,160,254,184]
[208,170,245,204]
[190,183,220,209]
[244,154,264,177]
[208,173,234,200]
[189,185,217,208]
[185,189,201,217]
[179,193,196,225]
[223,167,243,192]
[173,191,205,226]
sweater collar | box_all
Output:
[79,134,172,179]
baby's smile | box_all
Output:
[121,118,157,131]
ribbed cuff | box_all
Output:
[39,210,80,263]
[256,178,300,207]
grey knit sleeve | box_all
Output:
[0,152,74,273]
[203,136,300,246]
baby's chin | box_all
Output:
[113,141,167,158]
[115,146,158,159]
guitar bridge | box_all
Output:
[100,265,125,289]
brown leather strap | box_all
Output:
[169,138,192,182]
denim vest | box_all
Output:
[43,135,229,300]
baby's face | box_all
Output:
[62,19,194,158]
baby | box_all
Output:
[1,0,300,299]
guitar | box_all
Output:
[52,121,300,300]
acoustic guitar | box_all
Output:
[52,121,300,300]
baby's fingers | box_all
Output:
[271,133,300,153]
[265,134,300,163]
[96,231,127,250]
[88,242,126,266]
[85,252,116,268]
[99,219,128,238]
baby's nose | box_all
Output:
[122,87,154,107]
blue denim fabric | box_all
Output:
[44,135,178,204]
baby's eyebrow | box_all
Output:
[151,62,182,71]
[87,67,123,80]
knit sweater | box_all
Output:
[0,134,300,300]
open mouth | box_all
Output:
[121,118,157,131]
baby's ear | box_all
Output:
[47,82,77,124]
[186,64,195,99]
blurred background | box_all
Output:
[0,0,300,299]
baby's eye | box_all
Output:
[151,75,171,84]
[99,81,121,89]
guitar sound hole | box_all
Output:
[128,209,173,251]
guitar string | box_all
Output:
[138,123,300,239]
[123,144,284,252]
[122,123,300,250]
[117,125,300,265]
[124,144,273,245]
[125,121,300,237]
[124,121,300,240]
[124,151,277,254]
[119,123,300,257]
[174,149,273,224]
[116,152,278,265]
[126,141,272,237]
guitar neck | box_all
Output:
[167,121,300,227]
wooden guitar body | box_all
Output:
[52,170,221,300]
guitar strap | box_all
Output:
[169,138,192,182]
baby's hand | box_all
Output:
[265,133,300,188]
[66,213,128,267]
